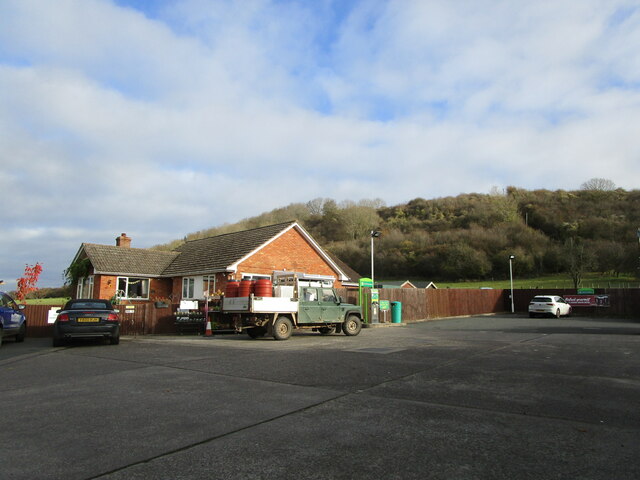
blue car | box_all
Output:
[0,291,27,347]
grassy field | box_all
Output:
[430,273,640,290]
[25,297,70,305]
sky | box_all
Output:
[1,0,639,288]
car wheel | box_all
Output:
[0,329,3,348]
[15,324,26,343]
[52,336,65,347]
[319,325,336,335]
[272,316,293,341]
[529,312,535,318]
[342,315,362,336]
[247,327,266,339]
[110,335,120,345]
[555,308,561,318]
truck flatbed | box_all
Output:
[222,296,298,314]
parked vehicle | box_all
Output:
[219,273,363,340]
[53,299,120,346]
[0,292,27,347]
[528,295,572,318]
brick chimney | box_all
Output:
[116,233,132,248]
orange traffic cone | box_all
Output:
[204,319,213,337]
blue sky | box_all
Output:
[1,0,639,288]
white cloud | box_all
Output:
[0,0,638,286]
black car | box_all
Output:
[53,299,120,346]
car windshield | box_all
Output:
[531,297,552,302]
[64,300,112,310]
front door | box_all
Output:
[299,287,322,324]
[319,288,342,323]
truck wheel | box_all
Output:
[319,325,336,335]
[272,316,293,341]
[247,327,266,339]
[342,315,362,336]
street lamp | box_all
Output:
[370,230,381,284]
[509,255,515,313]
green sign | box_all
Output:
[359,278,374,288]
[371,289,379,302]
[577,288,595,295]
[379,300,390,311]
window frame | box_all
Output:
[203,275,217,297]
[116,276,150,300]
[76,275,94,299]
[182,277,195,299]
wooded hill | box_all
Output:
[154,187,640,283]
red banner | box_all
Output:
[564,295,610,307]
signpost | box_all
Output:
[380,300,390,323]
[358,278,373,323]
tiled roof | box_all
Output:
[82,243,179,276]
[79,221,357,282]
[327,253,361,283]
[162,221,298,276]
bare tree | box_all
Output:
[563,238,595,289]
[306,198,326,216]
[580,178,616,191]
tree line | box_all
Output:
[154,182,640,285]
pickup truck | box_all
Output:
[220,278,363,341]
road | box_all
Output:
[1,314,639,479]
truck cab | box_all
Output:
[299,286,352,324]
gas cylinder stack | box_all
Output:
[224,278,274,298]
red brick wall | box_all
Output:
[94,274,114,299]
[88,275,172,303]
[171,276,184,302]
[150,278,173,301]
[235,228,343,286]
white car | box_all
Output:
[528,295,572,318]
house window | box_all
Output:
[76,276,94,298]
[117,277,149,299]
[182,277,195,299]
[203,275,217,297]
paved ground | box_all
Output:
[1,314,639,479]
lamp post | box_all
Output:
[370,230,381,284]
[509,255,515,313]
[637,228,640,280]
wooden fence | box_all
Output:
[338,288,508,323]
[23,303,179,338]
[21,287,639,338]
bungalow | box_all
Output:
[68,221,359,303]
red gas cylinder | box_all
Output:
[254,278,273,297]
[238,279,254,297]
[225,281,239,298]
